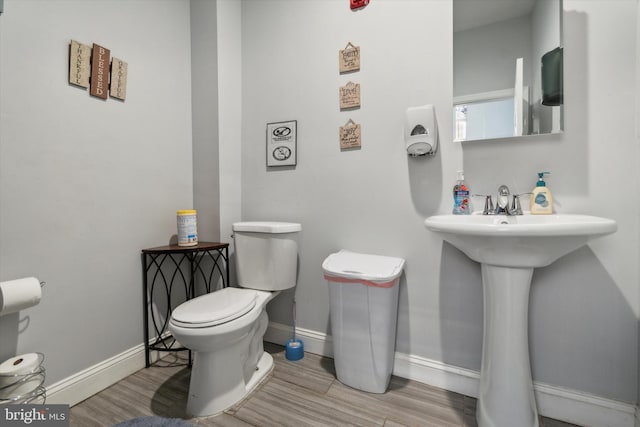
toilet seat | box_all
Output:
[171,287,257,328]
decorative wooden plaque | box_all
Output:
[110,57,128,100]
[339,81,360,110]
[339,42,360,73]
[69,40,91,88]
[339,119,361,149]
[90,43,110,99]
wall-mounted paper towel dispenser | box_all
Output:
[405,104,438,157]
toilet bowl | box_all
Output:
[169,288,275,416]
[168,221,301,417]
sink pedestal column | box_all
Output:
[477,264,538,427]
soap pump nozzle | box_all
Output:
[536,171,551,187]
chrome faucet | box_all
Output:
[498,185,531,215]
[474,185,527,215]
[496,185,511,215]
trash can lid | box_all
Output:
[322,250,405,287]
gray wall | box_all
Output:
[191,0,221,242]
[216,0,243,267]
[0,0,193,384]
[237,0,639,404]
[239,0,461,356]
[637,0,640,410]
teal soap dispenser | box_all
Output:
[529,172,553,214]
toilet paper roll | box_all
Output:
[0,353,42,377]
[0,277,42,316]
[0,353,45,398]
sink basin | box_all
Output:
[424,214,617,267]
[424,213,617,427]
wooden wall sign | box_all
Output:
[90,43,110,99]
[110,57,128,100]
[69,40,91,88]
[339,81,360,110]
[339,119,361,149]
[339,42,360,73]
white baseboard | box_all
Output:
[265,322,638,427]
[45,322,638,427]
[46,338,168,407]
[263,321,334,357]
[393,351,479,398]
[534,382,636,427]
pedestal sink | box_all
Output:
[424,214,617,427]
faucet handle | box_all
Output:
[512,192,533,215]
[511,194,523,215]
[473,194,494,215]
[510,193,532,215]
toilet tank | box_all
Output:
[232,222,301,291]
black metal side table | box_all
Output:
[141,242,229,367]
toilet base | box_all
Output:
[187,351,274,417]
[245,351,274,399]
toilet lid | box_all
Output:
[171,287,257,328]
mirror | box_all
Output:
[453,0,563,142]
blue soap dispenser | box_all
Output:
[452,171,471,215]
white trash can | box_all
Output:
[322,249,405,393]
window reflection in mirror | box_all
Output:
[453,0,563,142]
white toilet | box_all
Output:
[168,221,301,417]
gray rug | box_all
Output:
[113,416,196,427]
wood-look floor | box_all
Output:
[70,343,578,427]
